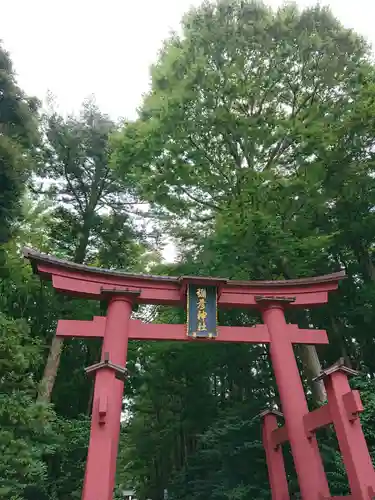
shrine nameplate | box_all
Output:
[187,285,218,339]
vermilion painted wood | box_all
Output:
[272,423,288,448]
[328,497,353,499]
[57,317,106,337]
[50,273,337,307]
[269,370,375,499]
[303,404,332,438]
[56,318,329,344]
[323,370,375,499]
[342,390,363,418]
[23,248,344,308]
[273,398,354,447]
[261,412,290,500]
[261,304,330,499]
[82,296,132,500]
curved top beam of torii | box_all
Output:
[23,247,346,308]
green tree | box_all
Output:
[112,2,375,498]
[113,0,373,404]
[0,42,39,249]
[38,98,140,264]
[0,43,54,500]
[113,1,368,225]
[0,312,55,500]
[34,99,149,403]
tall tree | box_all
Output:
[112,2,375,497]
[0,44,54,499]
[0,42,39,247]
[113,1,371,403]
[113,1,368,225]
[38,98,140,264]
[35,99,145,403]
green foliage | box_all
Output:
[0,312,55,500]
[36,98,144,265]
[168,409,271,500]
[45,417,90,500]
[112,1,375,498]
[0,42,39,245]
[113,1,369,226]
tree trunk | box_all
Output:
[73,216,92,265]
[37,215,92,403]
[353,244,375,282]
[37,336,64,403]
[299,344,327,404]
[297,310,326,405]
[329,314,352,368]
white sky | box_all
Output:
[1,0,375,122]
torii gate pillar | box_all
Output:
[82,290,138,500]
[260,302,330,498]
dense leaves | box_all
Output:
[113,1,375,499]
[0,42,39,249]
[0,312,54,500]
[37,99,142,265]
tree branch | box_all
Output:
[178,185,221,212]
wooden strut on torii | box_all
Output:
[23,248,375,500]
[261,359,375,500]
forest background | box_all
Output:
[2,1,375,498]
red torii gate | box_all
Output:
[24,248,375,500]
